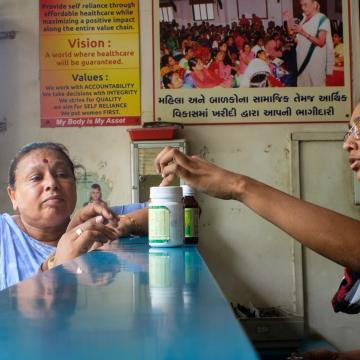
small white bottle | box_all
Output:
[148,186,184,247]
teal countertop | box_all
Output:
[0,237,259,360]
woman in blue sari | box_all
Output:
[0,142,147,291]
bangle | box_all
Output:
[48,253,56,269]
[118,215,141,234]
[41,252,56,272]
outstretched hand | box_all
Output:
[293,24,305,35]
[154,146,241,200]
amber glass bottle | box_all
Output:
[181,185,200,245]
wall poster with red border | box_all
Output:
[154,0,352,124]
[40,0,140,127]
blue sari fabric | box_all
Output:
[0,213,55,291]
[0,203,147,291]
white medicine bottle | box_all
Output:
[148,186,184,247]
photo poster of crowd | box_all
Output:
[153,0,352,124]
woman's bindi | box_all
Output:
[43,158,49,164]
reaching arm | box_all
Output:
[118,208,148,236]
[155,147,360,273]
[237,176,360,272]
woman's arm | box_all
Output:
[42,205,148,270]
[118,208,148,236]
[237,175,360,273]
[295,25,327,47]
[155,147,360,273]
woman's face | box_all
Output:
[258,51,267,61]
[170,73,183,89]
[333,33,342,45]
[215,51,224,62]
[8,148,76,229]
[244,44,251,53]
[187,49,194,58]
[195,59,204,70]
[227,37,234,45]
[300,0,317,16]
[219,43,227,52]
[168,56,176,66]
[343,106,360,180]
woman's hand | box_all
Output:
[67,202,118,232]
[54,215,119,267]
[294,25,326,47]
[282,10,291,23]
[115,216,134,238]
[154,146,242,200]
[293,24,305,35]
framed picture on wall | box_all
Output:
[153,0,352,125]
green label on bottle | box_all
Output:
[149,252,171,287]
[149,206,170,243]
[184,208,199,238]
[184,251,199,285]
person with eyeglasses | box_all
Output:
[155,104,360,360]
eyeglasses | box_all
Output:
[344,117,360,143]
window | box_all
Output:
[193,3,215,21]
[160,6,174,22]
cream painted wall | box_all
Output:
[0,0,359,352]
[300,138,360,351]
